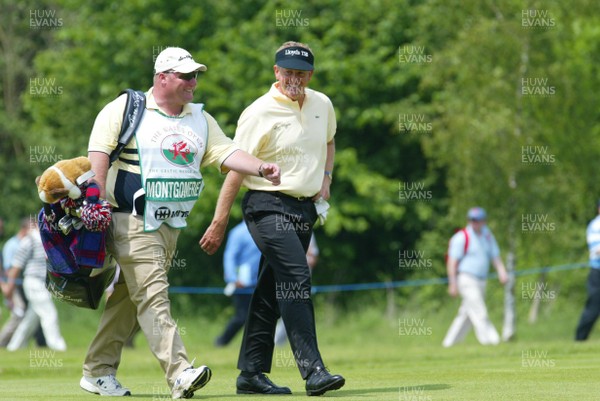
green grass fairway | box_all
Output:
[1,294,600,401]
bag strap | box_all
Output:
[108,89,146,166]
[462,228,469,255]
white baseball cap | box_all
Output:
[154,47,207,74]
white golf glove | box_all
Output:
[314,198,330,225]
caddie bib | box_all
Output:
[136,104,207,232]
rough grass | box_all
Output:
[0,289,599,401]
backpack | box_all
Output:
[42,89,145,309]
[444,228,469,264]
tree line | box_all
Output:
[1,0,598,311]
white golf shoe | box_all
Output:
[80,374,131,396]
[171,364,212,399]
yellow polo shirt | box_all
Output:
[88,87,238,207]
[235,83,336,198]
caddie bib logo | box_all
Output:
[161,134,198,166]
[155,206,171,220]
[136,102,208,231]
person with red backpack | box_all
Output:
[442,207,508,347]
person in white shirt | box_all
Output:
[3,225,66,351]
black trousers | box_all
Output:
[576,268,600,340]
[216,292,253,346]
[237,191,323,379]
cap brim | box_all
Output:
[276,59,314,71]
[170,62,207,73]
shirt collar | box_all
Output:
[146,87,194,116]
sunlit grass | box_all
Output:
[0,290,599,400]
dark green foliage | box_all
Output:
[1,0,598,312]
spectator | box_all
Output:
[575,199,600,340]
[214,221,261,347]
[442,207,507,347]
[0,218,30,346]
[3,223,66,351]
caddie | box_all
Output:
[82,47,280,399]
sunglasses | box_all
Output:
[165,70,199,81]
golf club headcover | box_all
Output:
[80,183,112,232]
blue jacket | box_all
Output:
[223,222,261,287]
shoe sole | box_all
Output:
[236,389,292,395]
[181,366,212,399]
[80,377,100,395]
[306,377,345,396]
